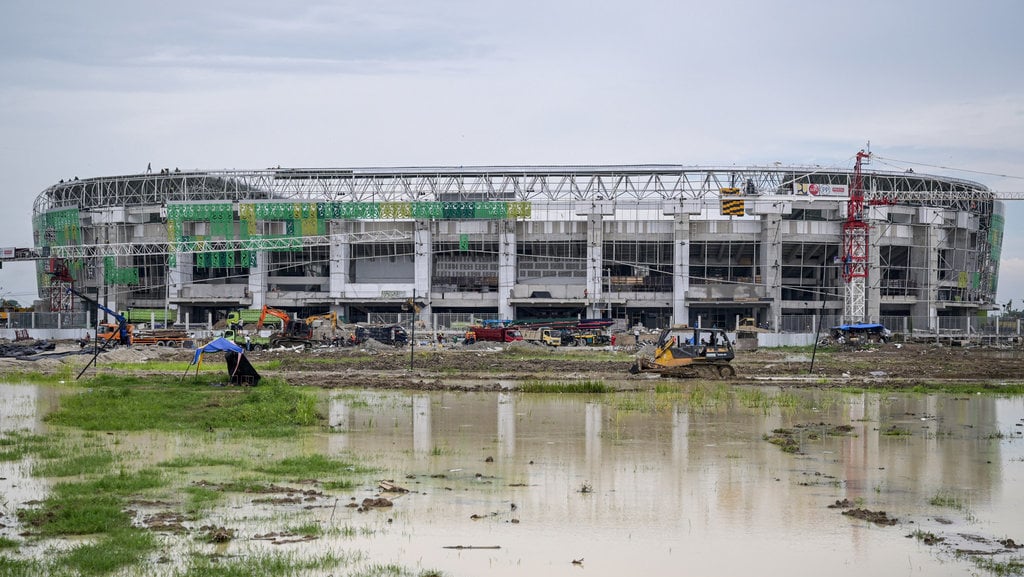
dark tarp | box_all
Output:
[225,351,261,386]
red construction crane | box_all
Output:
[842,150,871,322]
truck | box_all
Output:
[519,327,561,347]
[97,324,194,347]
[223,329,272,351]
[227,309,283,330]
[467,326,523,343]
[354,324,408,346]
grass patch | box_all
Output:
[881,425,912,436]
[45,377,321,436]
[18,468,165,536]
[322,479,357,491]
[256,454,372,478]
[181,550,355,577]
[518,380,613,393]
[183,485,224,515]
[0,431,49,462]
[0,537,19,550]
[929,490,966,510]
[0,555,42,577]
[54,528,157,576]
[967,556,1024,577]
[158,455,246,469]
[32,449,116,477]
[285,523,323,538]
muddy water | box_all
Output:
[316,389,1024,577]
[3,383,1024,577]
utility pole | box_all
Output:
[409,289,416,371]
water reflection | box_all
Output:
[2,382,1022,577]
[322,389,1024,577]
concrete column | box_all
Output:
[910,208,942,331]
[760,214,783,331]
[672,214,691,325]
[576,202,613,319]
[498,220,516,320]
[413,221,432,319]
[586,213,605,318]
[328,220,350,299]
[248,252,266,310]
[867,222,883,323]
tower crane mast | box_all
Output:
[842,150,871,323]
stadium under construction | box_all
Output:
[29,162,1005,333]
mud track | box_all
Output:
[256,342,1024,390]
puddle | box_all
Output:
[2,383,1023,576]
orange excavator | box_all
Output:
[256,306,313,349]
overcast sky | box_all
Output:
[1,0,1022,309]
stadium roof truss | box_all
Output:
[34,165,1013,215]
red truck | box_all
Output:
[469,326,524,343]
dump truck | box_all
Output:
[629,326,736,378]
[354,324,408,346]
[468,326,524,343]
[520,327,562,347]
[223,329,272,351]
[227,309,283,330]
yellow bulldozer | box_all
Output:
[629,325,736,379]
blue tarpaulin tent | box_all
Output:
[191,337,243,365]
[184,337,260,385]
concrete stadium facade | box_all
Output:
[32,165,1004,331]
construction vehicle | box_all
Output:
[223,328,272,351]
[256,306,313,349]
[520,327,562,347]
[629,326,736,379]
[305,311,339,343]
[467,326,524,343]
[227,309,283,330]
[820,323,892,346]
[96,325,194,347]
[67,288,131,347]
[354,324,408,346]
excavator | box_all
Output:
[305,311,338,331]
[256,306,313,349]
[629,325,737,379]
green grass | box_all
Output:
[32,449,116,477]
[54,528,157,576]
[183,485,224,516]
[105,359,284,372]
[45,377,321,436]
[518,379,613,393]
[0,432,49,462]
[881,425,913,436]
[0,555,42,577]
[0,537,19,550]
[966,556,1024,576]
[256,454,373,478]
[179,550,354,577]
[157,455,247,469]
[17,468,166,536]
[929,490,966,510]
[285,523,323,537]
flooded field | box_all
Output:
[2,381,1024,576]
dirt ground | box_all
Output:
[4,340,1023,389]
